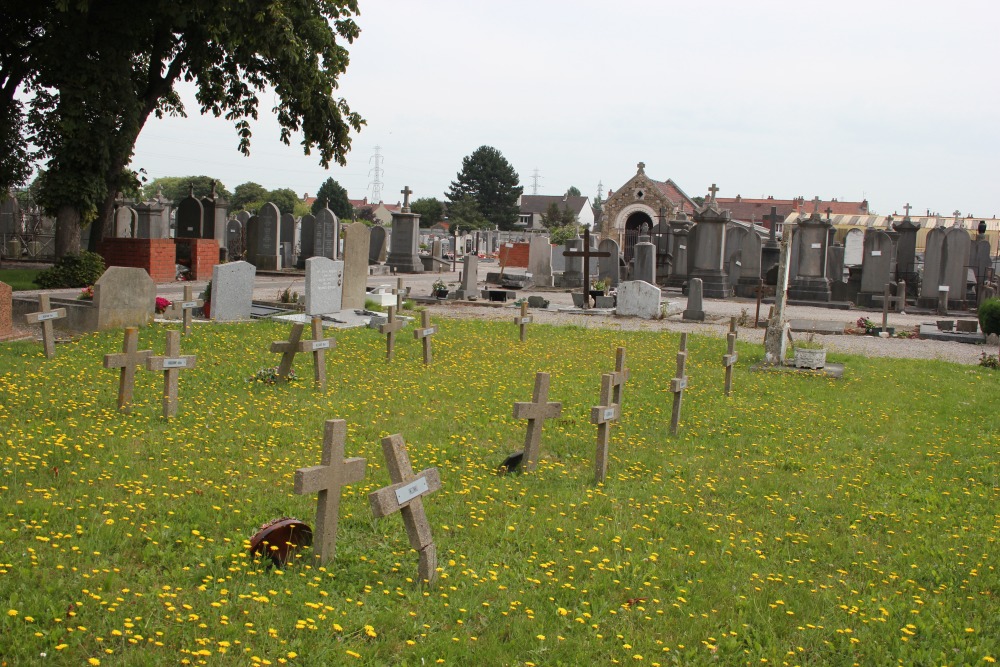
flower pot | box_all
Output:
[434,289,449,299]
[6,239,22,259]
[792,347,827,369]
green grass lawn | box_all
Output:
[0,268,42,291]
[1,318,998,666]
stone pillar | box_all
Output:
[385,210,424,273]
[632,232,656,285]
[665,213,692,289]
[788,213,833,302]
[682,277,705,321]
[687,202,730,298]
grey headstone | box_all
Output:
[280,213,296,260]
[458,254,479,297]
[843,228,864,266]
[134,201,164,238]
[562,237,583,287]
[369,225,387,264]
[597,238,620,287]
[971,238,991,283]
[175,194,203,238]
[341,222,370,309]
[682,277,705,321]
[226,219,243,259]
[615,280,662,319]
[305,256,344,316]
[528,236,553,287]
[386,212,423,273]
[687,212,730,298]
[314,207,339,260]
[245,216,260,265]
[632,237,655,285]
[255,203,282,270]
[298,214,316,265]
[212,261,256,321]
[93,267,156,330]
[114,206,137,238]
[860,230,894,294]
[941,228,971,301]
[0,195,21,235]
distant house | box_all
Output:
[716,195,869,227]
[371,201,401,226]
[517,194,595,230]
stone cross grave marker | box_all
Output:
[670,333,689,436]
[369,434,442,585]
[512,372,563,472]
[562,227,610,309]
[707,183,720,203]
[514,301,532,341]
[270,323,305,381]
[412,311,437,365]
[722,317,738,397]
[25,294,67,359]
[400,186,413,212]
[146,330,197,419]
[300,316,336,390]
[611,346,630,407]
[903,203,912,217]
[591,373,620,484]
[164,285,203,335]
[294,419,366,565]
[103,326,151,413]
[379,305,404,361]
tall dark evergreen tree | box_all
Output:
[313,177,353,219]
[446,146,522,231]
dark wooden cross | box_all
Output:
[722,317,738,397]
[401,186,413,211]
[146,330,197,419]
[164,285,203,335]
[294,419,366,565]
[25,294,66,359]
[754,278,767,327]
[824,206,833,222]
[610,346,629,407]
[707,183,720,203]
[562,227,610,309]
[369,434,442,585]
[379,305,404,361]
[669,333,689,436]
[591,373,620,484]
[514,301,532,342]
[513,372,562,471]
[299,316,336,389]
[394,277,405,311]
[270,322,305,381]
[103,326,151,413]
[412,311,437,365]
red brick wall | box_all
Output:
[498,242,530,268]
[176,238,219,280]
[98,239,175,283]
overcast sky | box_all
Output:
[130,0,999,219]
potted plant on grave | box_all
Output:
[432,278,449,299]
[200,280,212,318]
[791,334,827,369]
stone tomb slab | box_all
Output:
[212,261,256,321]
[788,319,846,335]
[751,360,845,379]
[94,267,156,330]
[917,323,986,344]
[305,257,344,316]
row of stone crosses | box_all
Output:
[25,290,742,584]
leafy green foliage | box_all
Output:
[978,297,1000,335]
[410,197,444,228]
[548,224,578,245]
[540,202,578,229]
[446,145,523,230]
[34,251,105,288]
[313,177,353,219]
[142,177,230,204]
[566,185,581,197]
[355,206,377,224]
[267,188,300,215]
[230,182,269,211]
[444,195,489,234]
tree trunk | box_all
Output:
[87,191,117,253]
[54,205,82,257]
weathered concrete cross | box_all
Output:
[513,372,562,471]
[164,285,203,335]
[722,317,738,397]
[765,205,781,243]
[394,277,405,311]
[412,311,437,365]
[591,373,620,484]
[146,330,197,419]
[707,183,720,203]
[514,301,532,342]
[369,434,442,585]
[401,186,413,212]
[562,227,610,310]
[669,333,689,436]
[812,196,821,214]
[103,326,151,413]
[270,322,305,381]
[903,202,912,218]
[379,305,404,361]
[299,316,336,389]
[25,294,66,359]
[294,419,366,565]
[610,346,630,407]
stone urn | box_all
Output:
[792,346,827,369]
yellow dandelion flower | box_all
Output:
[364,625,377,638]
